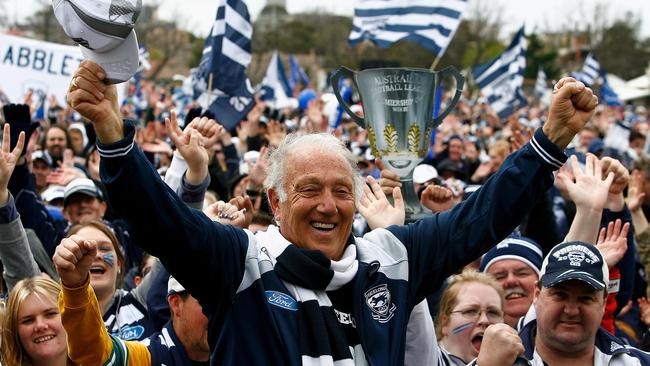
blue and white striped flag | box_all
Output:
[572,53,600,86]
[289,55,310,90]
[348,0,468,57]
[260,50,292,107]
[172,73,196,126]
[472,27,527,119]
[600,72,622,107]
[192,0,255,129]
[137,45,151,73]
[535,68,547,98]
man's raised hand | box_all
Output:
[204,196,253,228]
[556,154,613,212]
[596,219,629,267]
[166,110,209,184]
[357,175,405,229]
[0,124,25,204]
[67,60,123,144]
[375,159,401,196]
[420,184,455,213]
[543,77,599,148]
[53,235,98,288]
[185,115,225,150]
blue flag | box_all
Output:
[472,27,527,119]
[260,51,292,106]
[32,91,46,121]
[330,79,352,129]
[534,68,547,98]
[572,53,600,87]
[349,0,468,57]
[289,55,310,90]
[192,0,255,129]
[600,72,622,107]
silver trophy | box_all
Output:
[332,66,464,221]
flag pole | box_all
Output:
[206,73,214,107]
[429,56,441,71]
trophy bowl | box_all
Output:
[332,66,464,222]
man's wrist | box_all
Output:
[606,193,625,212]
[0,189,8,207]
[185,166,208,186]
[93,115,125,144]
[542,122,573,149]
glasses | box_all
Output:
[450,308,504,322]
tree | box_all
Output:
[23,0,70,43]
[0,0,7,27]
[134,4,193,80]
[445,0,505,70]
[593,12,650,79]
[525,33,560,81]
[188,36,206,69]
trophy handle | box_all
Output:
[330,67,365,128]
[432,66,465,125]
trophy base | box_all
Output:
[404,207,431,224]
[400,177,430,224]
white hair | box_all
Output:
[264,133,364,203]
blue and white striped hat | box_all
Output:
[479,236,544,275]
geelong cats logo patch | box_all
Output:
[364,284,396,323]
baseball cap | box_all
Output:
[41,185,66,204]
[52,0,142,84]
[64,178,104,206]
[413,164,438,184]
[480,236,543,275]
[31,150,53,166]
[167,276,187,297]
[539,241,609,291]
[244,150,260,164]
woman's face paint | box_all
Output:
[451,322,474,334]
[442,282,504,363]
[101,253,115,268]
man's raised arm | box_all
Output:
[66,61,251,315]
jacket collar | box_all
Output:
[518,319,630,361]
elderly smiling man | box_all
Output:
[62,60,596,366]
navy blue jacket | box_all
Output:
[145,321,209,366]
[97,121,565,366]
[512,317,650,365]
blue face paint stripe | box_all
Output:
[451,322,474,335]
[101,253,115,268]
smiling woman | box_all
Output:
[0,276,77,366]
[66,220,156,342]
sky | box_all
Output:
[3,0,650,40]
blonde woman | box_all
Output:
[0,276,76,366]
[436,270,506,365]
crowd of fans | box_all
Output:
[0,64,649,365]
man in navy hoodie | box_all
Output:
[66,60,596,366]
